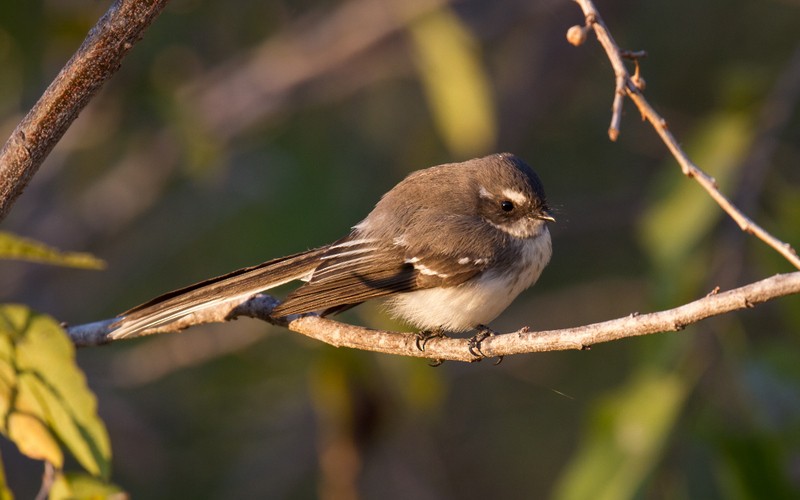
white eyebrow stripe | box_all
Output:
[501,188,528,204]
[480,186,529,205]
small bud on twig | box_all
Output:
[566,25,588,46]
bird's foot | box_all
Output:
[415,329,447,351]
[468,324,503,365]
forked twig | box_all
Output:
[568,0,800,270]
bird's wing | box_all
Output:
[109,246,330,339]
[272,233,492,317]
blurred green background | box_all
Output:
[2,0,800,498]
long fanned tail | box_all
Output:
[109,246,330,339]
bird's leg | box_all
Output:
[415,328,447,351]
[468,324,503,364]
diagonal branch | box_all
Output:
[0,0,171,222]
[568,0,800,270]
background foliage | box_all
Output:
[1,0,799,497]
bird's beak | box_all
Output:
[536,210,555,223]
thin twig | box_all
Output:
[66,272,800,362]
[570,0,800,270]
[0,0,171,222]
[34,462,56,500]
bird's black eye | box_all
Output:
[500,200,514,212]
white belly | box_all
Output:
[384,229,551,332]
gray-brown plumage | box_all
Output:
[110,153,553,339]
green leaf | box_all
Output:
[0,232,105,270]
[49,472,125,500]
[0,305,112,479]
[552,369,689,500]
[407,8,496,157]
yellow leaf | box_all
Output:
[7,412,63,468]
[0,305,112,478]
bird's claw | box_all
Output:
[415,329,447,351]
[468,325,503,365]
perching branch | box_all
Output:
[568,0,800,270]
[0,0,171,222]
[68,272,800,362]
[10,0,800,363]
